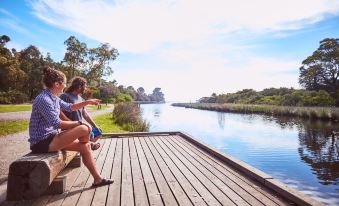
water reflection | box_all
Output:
[249,115,339,186]
[297,121,339,185]
[217,112,225,129]
[153,107,161,118]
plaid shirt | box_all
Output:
[29,89,72,146]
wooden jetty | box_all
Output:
[2,131,323,206]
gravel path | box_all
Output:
[0,105,114,201]
[0,111,31,121]
[0,105,113,121]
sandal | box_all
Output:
[91,142,101,150]
[91,178,114,188]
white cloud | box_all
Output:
[30,0,339,52]
[29,0,338,101]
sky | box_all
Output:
[1,0,339,102]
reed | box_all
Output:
[113,103,150,132]
[172,103,339,121]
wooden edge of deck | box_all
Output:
[103,131,324,206]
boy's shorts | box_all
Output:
[90,127,102,139]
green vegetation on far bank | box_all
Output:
[0,104,32,113]
[172,103,339,121]
[0,120,29,136]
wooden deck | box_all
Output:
[2,132,322,206]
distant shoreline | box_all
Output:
[172,103,339,121]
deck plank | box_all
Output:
[3,133,319,206]
[159,137,238,206]
[120,137,135,206]
[167,136,265,206]
[173,135,289,206]
[76,138,112,206]
[147,137,207,206]
[106,138,122,206]
[46,140,105,206]
[59,139,107,206]
[139,137,178,206]
[143,137,193,206]
[153,137,223,206]
[91,138,117,206]
[129,138,149,206]
[134,137,163,206]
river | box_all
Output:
[140,103,339,205]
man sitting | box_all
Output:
[60,77,102,150]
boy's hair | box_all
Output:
[42,67,66,88]
[66,76,87,93]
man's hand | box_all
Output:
[86,99,101,105]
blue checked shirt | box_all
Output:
[29,89,73,146]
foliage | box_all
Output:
[0,120,29,136]
[63,36,87,79]
[112,103,150,132]
[173,103,339,121]
[299,38,339,104]
[0,34,163,104]
[200,87,336,107]
[0,90,29,104]
[115,93,133,103]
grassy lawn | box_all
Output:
[93,112,125,133]
[0,120,29,136]
[0,104,32,113]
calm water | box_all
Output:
[140,103,339,205]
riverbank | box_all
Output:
[172,103,339,121]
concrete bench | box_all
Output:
[6,150,81,201]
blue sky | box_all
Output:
[1,0,339,101]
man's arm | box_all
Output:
[71,99,100,111]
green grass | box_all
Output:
[0,104,32,113]
[86,104,110,110]
[172,103,339,121]
[0,120,29,136]
[93,112,126,133]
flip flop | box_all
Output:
[91,178,114,188]
[91,142,101,150]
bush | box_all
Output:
[113,103,149,132]
[115,93,133,103]
[0,90,29,104]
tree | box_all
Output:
[19,45,44,99]
[85,43,119,84]
[149,87,165,102]
[63,36,87,79]
[299,38,339,93]
[0,35,10,46]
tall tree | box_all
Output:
[0,38,27,92]
[19,45,44,99]
[63,36,87,79]
[299,38,339,93]
[86,43,119,84]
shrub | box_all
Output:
[113,103,149,132]
[0,90,28,104]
